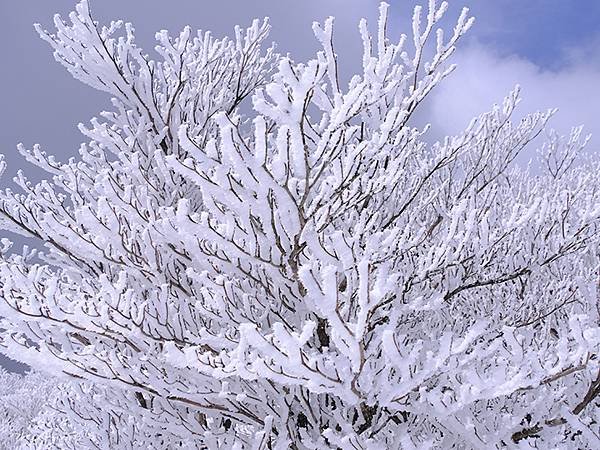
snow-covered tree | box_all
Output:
[0,0,599,448]
[0,369,61,449]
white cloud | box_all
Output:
[425,41,600,160]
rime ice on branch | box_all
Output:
[0,0,599,448]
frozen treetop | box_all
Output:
[0,1,598,448]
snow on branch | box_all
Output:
[0,1,599,448]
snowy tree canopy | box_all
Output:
[0,0,599,448]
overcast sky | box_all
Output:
[1,1,600,371]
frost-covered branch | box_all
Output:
[0,1,599,448]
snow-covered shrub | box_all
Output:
[0,369,62,448]
[0,0,598,448]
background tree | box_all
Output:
[0,0,599,448]
[0,369,60,449]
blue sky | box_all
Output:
[1,0,599,163]
[1,0,599,166]
[420,1,600,150]
[462,0,600,68]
